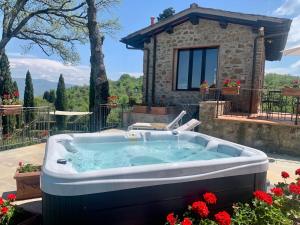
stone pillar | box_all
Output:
[250,27,265,114]
[143,40,154,105]
[199,101,229,134]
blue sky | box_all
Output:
[6,0,300,85]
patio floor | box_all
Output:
[0,129,299,215]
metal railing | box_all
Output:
[214,88,300,125]
[0,106,50,151]
[93,104,132,131]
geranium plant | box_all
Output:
[165,168,300,225]
[200,81,209,89]
[223,79,241,88]
[0,194,18,225]
[166,192,231,225]
[17,162,40,173]
[108,95,118,108]
[222,79,241,95]
[282,80,300,96]
[284,80,300,89]
[200,81,209,94]
[1,92,20,105]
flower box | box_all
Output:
[0,104,22,115]
[281,88,300,97]
[132,105,148,113]
[150,106,168,115]
[150,106,175,115]
[14,168,41,200]
[222,87,240,95]
[200,87,208,94]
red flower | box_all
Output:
[0,197,4,205]
[281,171,290,179]
[253,190,273,205]
[297,180,300,186]
[1,206,8,215]
[191,201,209,218]
[214,211,231,225]
[296,168,300,176]
[289,184,300,195]
[13,91,19,97]
[203,192,217,204]
[3,94,10,100]
[7,193,16,201]
[181,218,192,225]
[236,80,241,86]
[271,187,283,196]
[19,161,23,167]
[166,213,177,225]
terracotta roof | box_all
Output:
[121,3,292,61]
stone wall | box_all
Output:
[199,101,300,156]
[143,19,264,105]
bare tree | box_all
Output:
[0,0,88,63]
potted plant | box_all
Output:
[0,194,40,225]
[107,96,118,108]
[132,104,148,113]
[200,81,209,94]
[282,80,300,96]
[0,91,22,115]
[150,96,175,115]
[222,79,241,95]
[14,162,41,200]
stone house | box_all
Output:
[121,3,291,108]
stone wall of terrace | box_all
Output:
[143,19,265,106]
[199,101,300,156]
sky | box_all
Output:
[5,0,300,85]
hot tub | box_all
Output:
[41,131,268,225]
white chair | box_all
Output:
[174,119,201,131]
[128,110,187,131]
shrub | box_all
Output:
[165,168,300,225]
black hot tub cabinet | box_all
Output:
[41,131,268,225]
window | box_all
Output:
[176,47,218,90]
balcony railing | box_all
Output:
[212,88,300,125]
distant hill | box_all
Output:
[33,74,143,112]
[13,78,73,98]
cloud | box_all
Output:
[266,59,300,75]
[274,0,300,16]
[273,0,300,49]
[286,15,300,48]
[291,59,300,68]
[8,54,90,85]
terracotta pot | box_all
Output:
[222,87,240,95]
[132,105,148,113]
[150,106,168,115]
[0,104,22,115]
[281,88,300,97]
[14,169,41,200]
